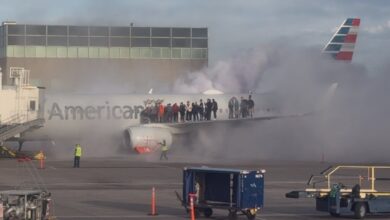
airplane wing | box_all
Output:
[141,113,306,135]
[125,82,337,154]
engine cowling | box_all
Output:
[123,126,173,154]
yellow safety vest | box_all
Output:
[161,145,169,152]
[75,146,82,157]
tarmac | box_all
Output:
[1,155,390,220]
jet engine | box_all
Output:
[123,126,173,154]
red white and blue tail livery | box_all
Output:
[323,18,360,61]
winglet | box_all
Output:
[323,18,360,61]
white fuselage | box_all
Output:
[25,93,276,141]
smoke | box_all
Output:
[171,42,390,163]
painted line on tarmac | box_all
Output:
[260,212,326,217]
[42,182,181,186]
[266,181,307,184]
[55,214,174,218]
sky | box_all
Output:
[0,0,389,74]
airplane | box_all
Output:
[8,18,359,154]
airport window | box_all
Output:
[47,36,67,46]
[191,48,202,58]
[120,47,130,58]
[7,25,25,35]
[69,36,89,46]
[140,48,151,58]
[11,46,25,57]
[110,27,130,36]
[131,27,150,37]
[201,48,208,59]
[78,47,88,58]
[25,46,36,57]
[110,47,120,58]
[151,38,170,47]
[36,46,46,57]
[131,47,140,58]
[57,47,67,57]
[182,48,191,59]
[67,47,77,58]
[131,38,150,47]
[46,47,57,57]
[151,48,161,58]
[172,28,190,37]
[26,36,46,46]
[99,47,109,58]
[90,37,109,47]
[152,28,170,37]
[191,39,208,48]
[89,26,109,36]
[26,25,46,35]
[69,26,88,36]
[89,47,99,58]
[8,36,25,45]
[192,28,207,38]
[47,26,67,35]
[161,48,171,58]
[110,37,130,47]
[172,48,181,58]
[172,38,190,48]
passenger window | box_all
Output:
[30,100,36,111]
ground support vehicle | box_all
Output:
[0,190,51,220]
[177,167,265,219]
[286,165,390,219]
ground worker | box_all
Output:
[73,144,82,168]
[159,140,169,160]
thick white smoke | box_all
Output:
[171,42,390,163]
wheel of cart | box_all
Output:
[242,208,257,220]
[353,202,367,219]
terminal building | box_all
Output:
[0,22,208,92]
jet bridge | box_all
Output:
[0,67,45,146]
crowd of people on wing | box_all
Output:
[140,98,219,123]
[228,95,255,119]
[140,95,255,124]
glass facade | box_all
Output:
[0,24,208,60]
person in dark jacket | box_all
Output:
[199,99,204,121]
[212,99,218,119]
[248,95,255,118]
[179,102,186,122]
[172,103,179,122]
[205,99,212,120]
[240,96,248,118]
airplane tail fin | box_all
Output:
[322,18,360,61]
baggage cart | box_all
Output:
[178,167,265,219]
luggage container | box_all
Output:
[178,167,265,219]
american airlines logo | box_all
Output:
[47,102,145,120]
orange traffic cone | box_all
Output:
[190,194,196,220]
[148,187,158,216]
